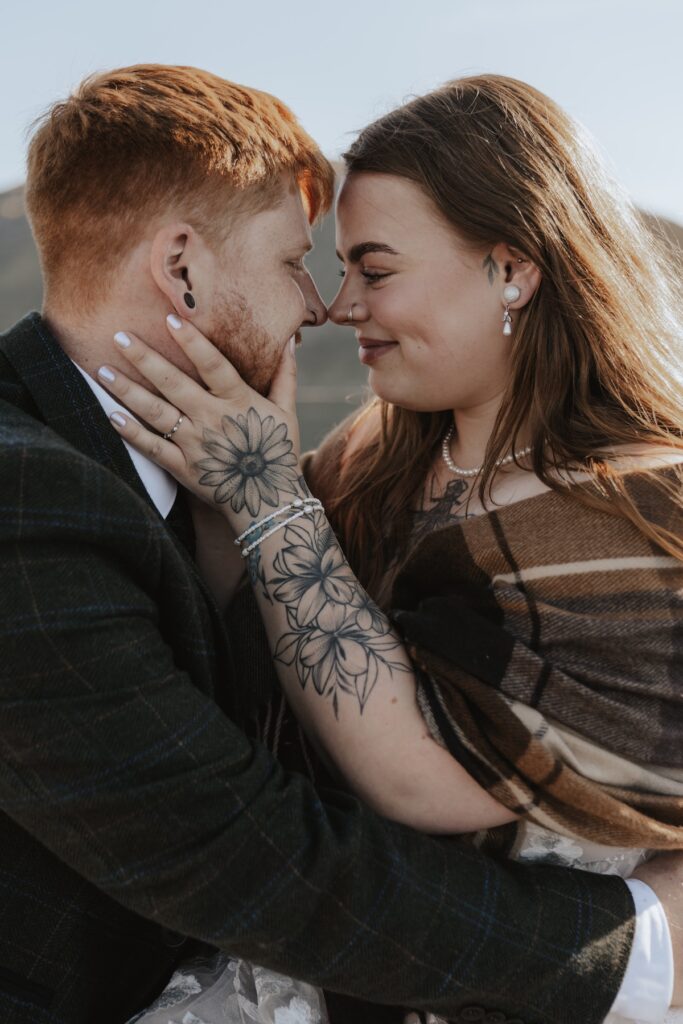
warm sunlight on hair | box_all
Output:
[25,64,334,309]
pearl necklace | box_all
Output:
[441,425,534,478]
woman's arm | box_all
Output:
[104,321,516,834]
[238,499,517,834]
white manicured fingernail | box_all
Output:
[289,336,296,355]
[167,314,182,329]
[110,412,127,428]
[114,332,131,348]
[97,366,115,383]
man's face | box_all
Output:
[205,183,327,395]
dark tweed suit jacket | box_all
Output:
[0,313,636,1024]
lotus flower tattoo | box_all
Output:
[270,517,407,716]
[196,408,299,516]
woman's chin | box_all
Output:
[367,379,427,412]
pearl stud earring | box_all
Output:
[502,284,521,336]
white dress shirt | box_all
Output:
[73,360,674,1023]
[609,879,674,1022]
[72,360,177,517]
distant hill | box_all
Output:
[0,189,43,325]
[1,185,681,448]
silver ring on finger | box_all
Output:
[162,414,184,441]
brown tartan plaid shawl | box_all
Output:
[389,466,683,849]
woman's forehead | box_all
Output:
[336,172,456,249]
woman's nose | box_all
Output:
[328,291,367,326]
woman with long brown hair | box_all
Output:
[105,75,682,1023]
[324,75,683,603]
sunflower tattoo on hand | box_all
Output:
[196,408,300,516]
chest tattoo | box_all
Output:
[407,476,471,549]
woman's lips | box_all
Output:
[358,337,399,365]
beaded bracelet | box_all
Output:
[239,502,322,558]
[234,496,323,547]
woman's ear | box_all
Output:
[490,242,542,309]
[149,223,200,317]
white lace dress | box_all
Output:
[126,952,329,1024]
[127,823,678,1024]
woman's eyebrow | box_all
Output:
[335,242,402,262]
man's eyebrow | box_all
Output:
[335,242,401,262]
[288,240,313,255]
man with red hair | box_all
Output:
[0,64,679,1024]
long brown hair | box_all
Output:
[321,75,683,601]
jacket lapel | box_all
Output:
[0,313,238,709]
[0,312,154,509]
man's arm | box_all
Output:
[0,452,636,1024]
[630,851,683,1011]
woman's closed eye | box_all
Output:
[338,267,393,284]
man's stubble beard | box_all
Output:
[207,289,282,397]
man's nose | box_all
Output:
[302,274,328,328]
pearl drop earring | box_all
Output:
[502,284,521,336]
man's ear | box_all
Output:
[149,223,202,317]
[489,242,542,309]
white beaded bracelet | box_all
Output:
[234,497,322,547]
[240,502,322,558]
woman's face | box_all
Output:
[329,172,515,413]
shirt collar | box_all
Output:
[70,360,177,519]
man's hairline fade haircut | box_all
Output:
[25,64,335,311]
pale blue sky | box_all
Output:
[3,0,682,222]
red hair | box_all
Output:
[26,64,334,307]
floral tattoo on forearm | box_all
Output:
[196,407,301,517]
[243,467,323,607]
[196,407,407,716]
[269,511,409,718]
[243,524,273,605]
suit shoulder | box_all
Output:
[0,397,98,475]
[0,394,62,444]
[0,399,159,544]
